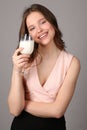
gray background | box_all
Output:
[0,0,87,130]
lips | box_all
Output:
[38,32,48,39]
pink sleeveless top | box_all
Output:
[24,50,73,103]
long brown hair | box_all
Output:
[18,4,66,63]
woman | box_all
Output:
[8,4,80,130]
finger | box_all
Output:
[14,48,24,56]
[17,58,29,64]
[13,53,30,64]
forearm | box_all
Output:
[8,69,25,116]
[24,100,60,118]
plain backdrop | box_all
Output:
[0,0,87,130]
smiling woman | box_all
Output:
[26,12,55,46]
[8,3,80,130]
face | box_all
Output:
[26,11,55,46]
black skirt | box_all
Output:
[11,111,66,130]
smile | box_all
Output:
[38,32,48,39]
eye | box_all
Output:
[29,26,35,31]
[40,19,47,24]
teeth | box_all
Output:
[39,33,47,39]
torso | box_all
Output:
[36,50,61,87]
[24,50,73,103]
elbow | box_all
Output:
[8,100,25,116]
[52,105,65,118]
[54,111,65,119]
[9,108,23,116]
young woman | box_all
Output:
[8,4,80,130]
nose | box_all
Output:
[37,25,42,33]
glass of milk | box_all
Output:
[19,34,34,54]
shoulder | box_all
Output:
[71,56,81,71]
[63,50,81,70]
[67,56,81,82]
[62,50,81,79]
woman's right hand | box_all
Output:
[12,48,30,73]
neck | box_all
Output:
[38,42,61,60]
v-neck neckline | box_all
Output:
[35,50,63,88]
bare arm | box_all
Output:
[8,48,30,116]
[25,57,81,118]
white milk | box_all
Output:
[19,40,34,54]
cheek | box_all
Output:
[44,23,50,30]
[30,32,40,43]
[49,26,55,39]
[45,23,55,37]
[29,31,37,39]
[49,24,54,31]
